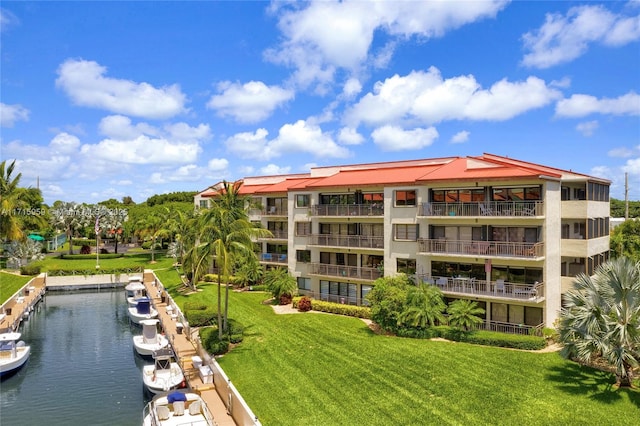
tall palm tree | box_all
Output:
[0,160,25,241]
[558,257,640,388]
[398,284,446,329]
[198,204,271,337]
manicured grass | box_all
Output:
[165,286,640,426]
[0,272,32,304]
[30,252,175,272]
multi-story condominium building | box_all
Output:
[195,154,611,334]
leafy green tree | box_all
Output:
[264,267,297,303]
[558,257,640,388]
[136,207,171,262]
[398,283,446,329]
[234,254,263,287]
[366,275,412,332]
[6,239,45,267]
[447,299,485,331]
[610,219,640,262]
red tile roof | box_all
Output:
[303,165,442,188]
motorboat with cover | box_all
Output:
[142,390,215,426]
[128,298,158,325]
[125,277,147,307]
[133,319,169,357]
[142,348,185,395]
[0,332,30,378]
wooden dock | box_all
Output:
[142,272,237,426]
[0,275,46,332]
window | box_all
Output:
[394,224,418,241]
[395,190,416,206]
[296,194,310,208]
[296,250,311,263]
[295,222,311,236]
[397,258,416,275]
[297,277,311,290]
[199,200,208,209]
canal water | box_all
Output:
[0,289,151,425]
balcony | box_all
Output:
[298,289,360,306]
[418,201,543,217]
[417,275,545,302]
[260,253,288,264]
[259,229,288,241]
[309,263,383,281]
[263,207,288,216]
[310,204,384,217]
[308,234,384,249]
[417,239,544,259]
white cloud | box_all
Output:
[110,179,133,186]
[451,130,470,144]
[207,158,229,171]
[56,59,187,119]
[207,80,294,123]
[267,0,508,90]
[342,78,362,99]
[522,5,640,69]
[337,127,364,145]
[3,133,81,181]
[575,120,598,137]
[608,145,640,158]
[225,120,350,160]
[555,91,640,117]
[260,164,291,175]
[86,117,210,165]
[346,67,560,127]
[0,103,30,127]
[0,8,19,32]
[371,125,438,151]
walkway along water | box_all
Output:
[0,271,261,426]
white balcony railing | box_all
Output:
[417,239,544,259]
[308,263,382,281]
[418,201,543,217]
[310,204,384,217]
[308,234,384,249]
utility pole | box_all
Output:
[625,172,629,220]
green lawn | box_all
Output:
[30,252,175,272]
[165,285,640,426]
[0,272,32,304]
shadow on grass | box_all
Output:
[546,361,640,407]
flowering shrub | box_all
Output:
[297,296,312,312]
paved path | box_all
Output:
[142,272,236,426]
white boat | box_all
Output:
[133,319,169,357]
[128,298,158,325]
[142,390,215,426]
[125,277,147,307]
[0,332,30,378]
[142,348,185,395]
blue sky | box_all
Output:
[1,1,639,205]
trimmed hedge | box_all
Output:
[184,300,217,327]
[58,253,124,260]
[20,264,41,276]
[46,266,144,276]
[397,325,546,350]
[291,297,372,319]
[198,318,245,355]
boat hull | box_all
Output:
[142,391,216,426]
[0,346,30,378]
[142,364,185,395]
[133,335,170,357]
[128,307,158,325]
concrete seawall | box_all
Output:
[45,273,144,291]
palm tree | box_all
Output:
[447,299,485,331]
[136,207,171,262]
[0,160,25,241]
[558,257,640,388]
[264,267,297,303]
[398,284,446,329]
